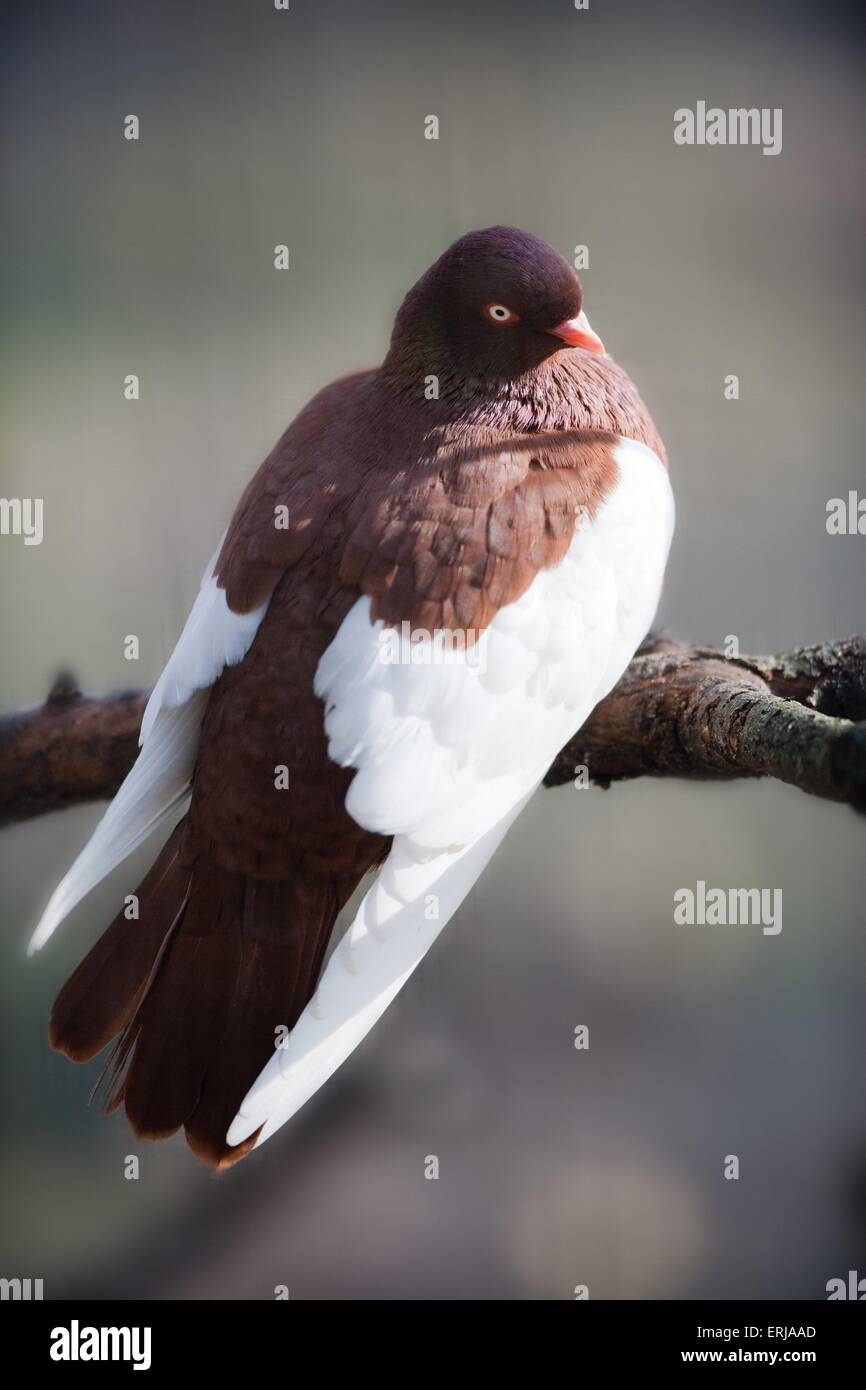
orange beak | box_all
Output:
[546,309,606,355]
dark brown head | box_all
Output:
[384,226,605,388]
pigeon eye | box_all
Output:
[483,302,520,325]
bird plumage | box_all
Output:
[36,227,674,1166]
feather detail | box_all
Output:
[28,693,207,954]
[30,539,271,953]
[228,795,531,1149]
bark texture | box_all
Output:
[1,636,864,828]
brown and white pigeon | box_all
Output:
[31,227,674,1167]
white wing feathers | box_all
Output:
[228,439,675,1149]
[28,692,207,955]
[28,537,269,954]
[139,537,268,745]
[228,794,533,1148]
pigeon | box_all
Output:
[32,226,675,1167]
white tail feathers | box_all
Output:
[227,791,533,1150]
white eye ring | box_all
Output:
[483,302,519,325]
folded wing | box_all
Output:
[229,435,675,1148]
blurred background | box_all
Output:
[1,0,864,1299]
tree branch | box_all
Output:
[545,635,866,811]
[1,638,864,829]
[0,674,147,827]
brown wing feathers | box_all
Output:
[339,429,621,635]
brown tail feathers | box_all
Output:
[49,822,340,1168]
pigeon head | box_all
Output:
[385,226,605,387]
